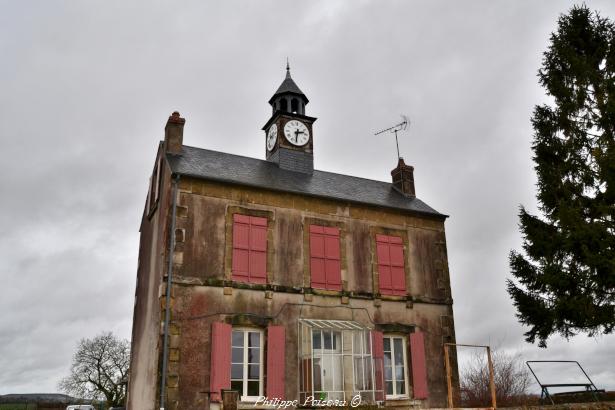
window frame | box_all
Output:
[146,155,163,218]
[383,334,410,399]
[230,327,264,402]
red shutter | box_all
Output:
[310,225,341,290]
[324,228,341,289]
[389,238,406,294]
[249,216,267,283]
[371,331,385,401]
[266,325,286,399]
[232,214,250,282]
[210,322,232,402]
[376,234,406,296]
[232,214,267,283]
[410,331,429,399]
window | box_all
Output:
[309,225,341,290]
[232,214,267,284]
[298,319,382,403]
[383,335,409,398]
[146,155,162,215]
[376,234,406,295]
[231,329,263,401]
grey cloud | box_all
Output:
[2,0,615,394]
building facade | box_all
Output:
[127,67,458,410]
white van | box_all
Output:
[66,406,95,410]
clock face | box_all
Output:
[266,124,277,151]
[283,120,310,146]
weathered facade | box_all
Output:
[127,67,458,410]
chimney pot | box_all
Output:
[391,157,415,197]
[165,111,185,154]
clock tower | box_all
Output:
[262,62,317,174]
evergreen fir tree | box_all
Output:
[508,5,615,347]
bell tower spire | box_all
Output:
[262,63,317,174]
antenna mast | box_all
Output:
[374,115,409,160]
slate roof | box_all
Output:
[166,145,446,218]
[270,69,308,102]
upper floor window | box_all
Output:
[383,335,409,398]
[376,234,406,295]
[232,214,267,284]
[146,155,162,216]
[309,225,341,290]
[231,328,264,401]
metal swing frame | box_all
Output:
[526,360,605,404]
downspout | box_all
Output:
[160,174,180,410]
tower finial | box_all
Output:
[286,58,291,78]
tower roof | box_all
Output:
[269,63,309,104]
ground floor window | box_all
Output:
[298,319,382,403]
[383,335,408,398]
[231,328,263,401]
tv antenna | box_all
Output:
[374,115,409,160]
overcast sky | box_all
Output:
[1,0,614,396]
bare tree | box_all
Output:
[460,349,533,407]
[59,332,129,407]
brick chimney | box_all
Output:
[164,111,185,154]
[391,157,415,197]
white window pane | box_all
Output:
[353,332,363,354]
[321,354,332,390]
[231,380,243,394]
[232,347,243,363]
[247,380,259,396]
[364,358,373,390]
[393,338,404,366]
[384,351,392,368]
[364,333,371,355]
[354,357,364,390]
[323,331,332,350]
[313,330,322,350]
[383,337,391,351]
[332,331,341,353]
[313,358,322,391]
[248,332,260,348]
[384,365,392,381]
[396,381,405,395]
[248,347,260,364]
[385,381,393,395]
[395,365,405,381]
[231,363,243,379]
[248,364,259,379]
[232,331,243,347]
[332,355,343,391]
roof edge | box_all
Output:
[168,161,448,220]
